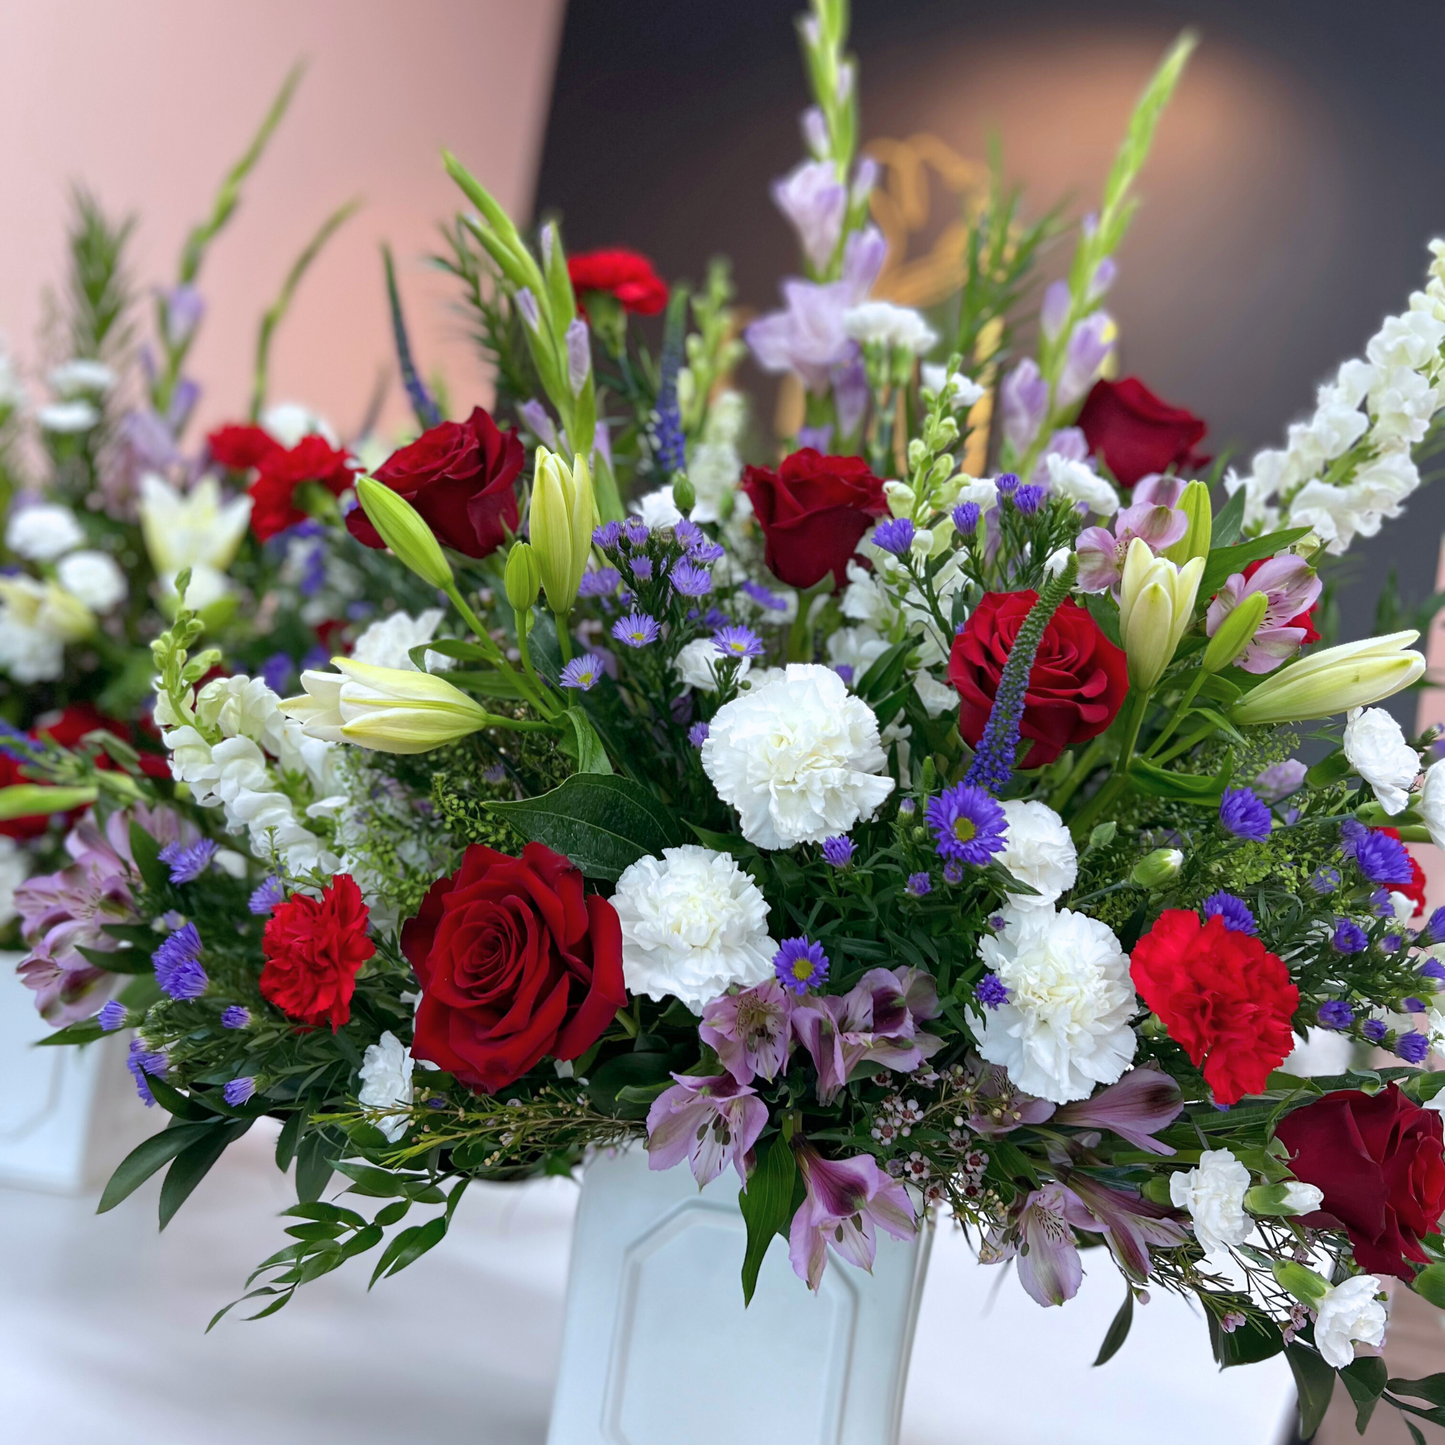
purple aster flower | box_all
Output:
[774,936,830,995]
[1202,892,1257,936]
[483,762,508,784]
[1397,1032,1431,1064]
[612,611,660,648]
[1419,907,1445,946]
[1420,958,1445,985]
[906,871,932,897]
[623,518,650,547]
[698,979,795,1085]
[593,520,623,550]
[788,1144,916,1291]
[163,957,208,1001]
[1403,996,1428,1013]
[248,876,285,915]
[1362,1018,1388,1044]
[299,541,327,599]
[1255,759,1308,804]
[645,1073,767,1187]
[224,1076,257,1106]
[1309,866,1341,895]
[158,837,219,884]
[1219,788,1272,841]
[1383,934,1405,954]
[260,651,294,693]
[629,554,655,581]
[560,654,605,691]
[873,517,916,556]
[97,999,127,1031]
[221,1006,250,1029]
[674,519,701,546]
[926,783,1008,864]
[1317,1000,1354,1030]
[822,835,855,868]
[1371,887,1396,918]
[952,501,981,534]
[126,1037,168,1107]
[1340,819,1413,886]
[943,860,964,885]
[671,559,713,597]
[152,922,201,991]
[1013,483,1045,515]
[687,721,709,747]
[977,973,1009,1009]
[1332,919,1368,954]
[689,540,726,564]
[713,625,763,660]
[995,472,1020,495]
[741,579,788,613]
[834,663,855,686]
[578,567,621,598]
[898,798,916,816]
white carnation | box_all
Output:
[6,503,84,561]
[56,550,126,612]
[996,799,1076,906]
[612,845,776,1011]
[1343,706,1419,814]
[1043,453,1118,517]
[674,636,747,692]
[842,301,937,355]
[351,608,453,673]
[1313,1275,1388,1369]
[1421,758,1445,851]
[0,618,62,682]
[701,663,894,848]
[975,904,1137,1104]
[358,1031,415,1143]
[825,624,889,681]
[1169,1148,1251,1256]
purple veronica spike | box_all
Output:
[1219,789,1272,841]
[1332,919,1368,954]
[612,611,660,648]
[1341,819,1413,885]
[976,973,1009,1009]
[670,559,713,597]
[873,517,916,556]
[774,936,829,995]
[822,835,855,868]
[578,567,621,598]
[1201,892,1257,936]
[1255,759,1308,803]
[97,999,127,1031]
[713,625,763,660]
[221,1006,250,1029]
[224,1076,257,1106]
[559,654,605,691]
[158,838,219,884]
[1317,1000,1354,1030]
[248,876,285,915]
[926,783,1008,864]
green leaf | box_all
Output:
[738,1136,797,1306]
[1307,749,1352,788]
[294,1129,336,1203]
[1199,527,1313,597]
[1390,1373,1445,1407]
[1212,484,1247,548]
[97,1122,218,1213]
[1341,1356,1389,1433]
[1285,1343,1337,1440]
[1084,592,1121,648]
[1404,1421,1427,1445]
[128,819,170,892]
[855,640,913,704]
[33,1018,105,1047]
[141,1069,224,1122]
[1127,756,1229,803]
[1208,1310,1283,1367]
[74,944,151,975]
[486,772,684,880]
[275,1109,304,1171]
[282,1201,366,1227]
[1092,1286,1134,1366]
[369,1215,448,1287]
[1411,1263,1445,1309]
[159,1120,250,1228]
[558,706,612,775]
[685,821,757,860]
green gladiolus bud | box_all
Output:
[1231,631,1425,726]
[1162,480,1212,564]
[1131,847,1183,887]
[504,541,542,612]
[355,476,453,590]
[1201,590,1268,673]
[0,783,98,820]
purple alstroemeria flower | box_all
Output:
[699,979,795,1086]
[793,966,943,1103]
[986,1184,1084,1307]
[1130,473,1189,509]
[1063,1170,1190,1283]
[961,1055,1056,1137]
[1051,1063,1184,1155]
[1075,501,1189,593]
[1000,359,1049,453]
[788,1144,916,1291]
[1057,312,1116,407]
[771,159,848,272]
[1205,555,1322,674]
[645,1073,768,1187]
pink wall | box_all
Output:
[0,0,564,441]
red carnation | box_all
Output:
[567,249,668,316]
[948,592,1129,768]
[1241,558,1320,646]
[1378,826,1426,917]
[249,435,357,542]
[1077,377,1208,489]
[346,405,523,561]
[741,449,887,591]
[1275,1084,1445,1280]
[208,423,282,472]
[1130,910,1298,1104]
[260,874,375,1030]
[402,842,627,1094]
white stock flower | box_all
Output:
[842,301,938,355]
[358,1031,415,1143]
[261,401,337,448]
[1043,453,1118,517]
[611,845,776,1011]
[56,550,126,612]
[37,400,99,433]
[0,576,92,681]
[0,835,30,929]
[1169,1149,1251,1256]
[1343,706,1419,814]
[701,663,894,848]
[674,636,748,692]
[1313,1275,1388,1369]
[139,473,251,604]
[1421,758,1445,851]
[920,363,985,411]
[913,670,957,718]
[6,503,84,561]
[996,799,1077,906]
[633,486,684,529]
[975,904,1137,1104]
[350,608,454,673]
[48,358,116,398]
[825,623,889,681]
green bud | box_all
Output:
[1270,1259,1330,1307]
[1245,1181,1324,1217]
[672,470,696,514]
[1131,847,1183,887]
[883,481,916,518]
[906,438,927,471]
[1162,480,1212,564]
[1087,821,1118,851]
[355,476,453,590]
[1201,590,1268,673]
[504,541,542,612]
[1140,1175,1174,1206]
[0,783,98,820]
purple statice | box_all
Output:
[260,651,294,693]
[689,539,726,564]
[1331,919,1368,954]
[906,872,932,897]
[1202,892,1257,936]
[1255,759,1308,804]
[774,936,830,995]
[248,876,285,915]
[670,559,713,597]
[559,654,605,691]
[623,518,650,547]
[687,721,709,747]
[1219,788,1272,842]
[126,1037,168,1107]
[995,472,1020,496]
[221,1006,251,1029]
[942,860,964,885]
[1340,819,1413,886]
[873,517,916,556]
[740,579,788,613]
[593,520,623,550]
[158,837,218,885]
[1309,866,1341,895]
[224,1077,257,1106]
[976,973,1009,1009]
[713,625,763,661]
[1397,1032,1431,1064]
[1013,484,1045,515]
[822,835,855,868]
[651,321,687,477]
[952,501,981,534]
[1403,996,1428,1014]
[629,554,655,581]
[578,567,621,598]
[1317,1000,1355,1030]
[1363,1018,1388,1044]
[612,611,660,648]
[926,783,1008,865]
[97,999,127,1031]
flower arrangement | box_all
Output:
[12,4,1445,1436]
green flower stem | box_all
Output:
[443,580,554,717]
[1070,686,1150,839]
[1048,733,1111,813]
[554,612,573,665]
[514,611,556,718]
[1144,668,1208,760]
[786,579,831,662]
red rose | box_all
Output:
[1275,1083,1445,1280]
[1077,377,1208,489]
[948,592,1128,768]
[741,449,887,590]
[1378,827,1426,917]
[1129,910,1298,1104]
[1241,558,1320,646]
[567,249,668,316]
[402,842,627,1094]
[249,435,357,542]
[346,405,523,560]
[208,423,282,472]
[260,874,375,1029]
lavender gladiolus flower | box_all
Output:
[788,1145,916,1291]
[1255,759,1308,803]
[1202,892,1257,935]
[645,1073,768,1186]
[565,318,592,396]
[514,287,541,332]
[1340,819,1413,885]
[1219,788,1272,841]
[1051,1064,1185,1154]
[771,159,848,271]
[797,423,833,451]
[1057,312,1115,407]
[519,399,559,450]
[1205,555,1322,674]
[1039,279,1071,341]
[161,284,205,348]
[699,979,795,1085]
[1000,359,1049,453]
[1075,502,1188,593]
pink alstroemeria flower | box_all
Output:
[1052,1062,1184,1154]
[788,1144,916,1290]
[1075,501,1187,593]
[982,1183,1085,1307]
[1132,473,1190,508]
[699,979,795,1085]
[1205,554,1322,674]
[645,1073,767,1187]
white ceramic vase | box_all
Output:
[546,1143,932,1445]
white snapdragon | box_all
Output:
[357,1031,415,1143]
[921,363,985,411]
[1043,453,1119,517]
[701,664,894,848]
[1313,1275,1388,1369]
[825,624,889,682]
[350,608,454,673]
[674,636,749,692]
[260,401,337,448]
[48,358,116,399]
[55,550,126,612]
[1343,706,1419,814]
[5,503,84,561]
[612,845,776,1011]
[996,800,1077,906]
[1168,1149,1251,1256]
[842,301,938,355]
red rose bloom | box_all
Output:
[249,435,357,542]
[1130,910,1299,1104]
[567,248,668,316]
[1378,826,1426,917]
[346,405,523,561]
[402,842,627,1094]
[1077,377,1208,489]
[741,449,887,590]
[260,873,375,1030]
[948,592,1128,768]
[207,423,282,472]
[1275,1084,1445,1280]
[1241,558,1320,646]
